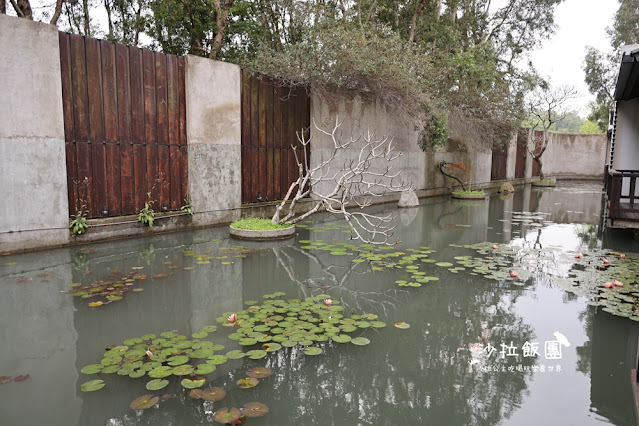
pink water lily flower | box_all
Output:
[227,313,238,323]
[324,299,333,307]
[146,350,153,357]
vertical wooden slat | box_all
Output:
[167,55,181,209]
[129,46,147,210]
[280,86,290,198]
[143,49,159,206]
[116,43,135,215]
[288,92,296,190]
[86,37,107,218]
[258,77,267,201]
[69,34,92,211]
[178,57,188,202]
[101,40,121,216]
[59,32,78,214]
[273,84,282,199]
[250,75,260,202]
[155,52,170,209]
[265,77,274,201]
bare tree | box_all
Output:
[271,117,411,245]
[526,83,579,180]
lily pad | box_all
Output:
[81,364,103,374]
[192,387,226,401]
[80,379,105,392]
[214,407,241,424]
[262,343,281,352]
[129,370,145,378]
[192,331,208,339]
[195,364,217,375]
[247,367,272,379]
[394,322,411,329]
[351,337,371,346]
[199,325,218,333]
[146,379,169,391]
[237,377,259,388]
[225,350,245,360]
[181,377,206,389]
[246,350,267,360]
[207,355,228,365]
[149,365,173,379]
[332,334,352,343]
[167,355,190,366]
[304,347,323,355]
[172,365,194,376]
[130,394,159,410]
[241,402,269,418]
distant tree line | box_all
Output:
[3,0,574,149]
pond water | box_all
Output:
[1,182,639,426]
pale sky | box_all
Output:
[529,0,620,114]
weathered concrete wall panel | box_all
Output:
[543,133,607,178]
[186,56,242,226]
[0,15,69,252]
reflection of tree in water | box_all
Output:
[574,224,600,250]
[263,245,535,425]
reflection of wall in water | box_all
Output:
[589,309,639,425]
[532,186,603,226]
[0,251,81,426]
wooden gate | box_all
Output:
[491,145,507,181]
[59,32,188,218]
[240,71,310,204]
[515,130,527,178]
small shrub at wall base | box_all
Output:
[534,178,556,184]
[181,196,194,216]
[69,209,88,235]
[452,189,485,195]
[138,202,155,227]
[231,217,293,231]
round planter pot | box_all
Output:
[229,224,295,241]
[451,192,486,200]
[531,180,556,188]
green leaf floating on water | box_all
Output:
[172,365,194,376]
[332,334,352,343]
[191,387,226,401]
[237,377,259,388]
[80,379,105,392]
[167,355,190,366]
[199,325,217,333]
[206,355,228,365]
[225,350,245,360]
[239,338,258,346]
[436,262,453,267]
[129,370,145,378]
[370,321,387,328]
[181,377,205,389]
[262,343,281,352]
[146,378,169,390]
[194,363,217,375]
[148,366,173,378]
[304,347,323,355]
[246,350,267,360]
[130,394,159,410]
[192,331,208,339]
[351,337,370,346]
[81,364,103,374]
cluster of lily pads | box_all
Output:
[184,245,262,266]
[452,241,639,321]
[221,293,387,349]
[66,267,147,307]
[78,291,410,421]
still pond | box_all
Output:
[1,182,638,426]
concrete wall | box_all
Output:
[185,55,242,226]
[543,133,607,178]
[309,91,494,198]
[0,15,70,252]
